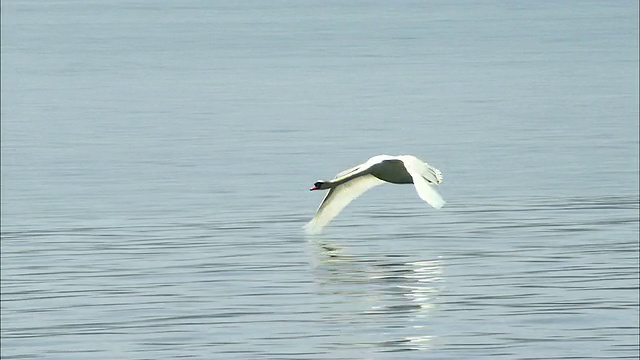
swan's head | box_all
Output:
[310,181,328,191]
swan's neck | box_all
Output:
[321,180,337,190]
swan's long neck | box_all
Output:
[328,176,358,188]
[321,180,337,189]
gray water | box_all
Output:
[2,1,639,359]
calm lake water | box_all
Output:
[2,1,639,359]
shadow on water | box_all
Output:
[307,237,445,354]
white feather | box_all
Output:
[404,167,446,209]
[304,174,384,235]
[399,155,446,209]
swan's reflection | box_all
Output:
[309,238,443,353]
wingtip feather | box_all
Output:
[303,220,324,235]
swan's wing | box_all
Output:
[332,155,393,182]
[422,163,443,184]
[398,155,443,185]
[401,157,446,209]
[333,163,364,181]
[304,174,385,234]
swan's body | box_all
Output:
[305,154,445,234]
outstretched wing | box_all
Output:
[422,163,443,185]
[400,156,445,209]
[304,174,384,234]
[332,155,396,181]
[333,163,363,180]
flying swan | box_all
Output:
[305,154,445,234]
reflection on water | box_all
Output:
[309,239,443,353]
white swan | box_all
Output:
[305,154,445,234]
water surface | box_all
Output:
[2,1,638,359]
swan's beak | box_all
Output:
[310,185,320,191]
